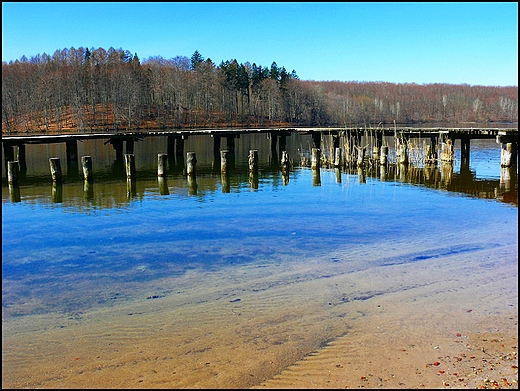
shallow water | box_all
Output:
[2,135,518,388]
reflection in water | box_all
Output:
[187,176,197,195]
[1,135,518,207]
[51,182,62,203]
[126,178,137,199]
[8,184,21,202]
[83,180,94,200]
[312,168,321,186]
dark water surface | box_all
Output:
[2,134,518,388]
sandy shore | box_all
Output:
[2,238,518,389]
[255,304,518,389]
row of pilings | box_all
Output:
[5,146,517,204]
[5,127,517,191]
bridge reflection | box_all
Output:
[5,160,518,209]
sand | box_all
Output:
[2,238,518,389]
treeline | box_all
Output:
[2,46,518,133]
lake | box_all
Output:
[2,132,518,388]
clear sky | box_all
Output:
[2,2,518,86]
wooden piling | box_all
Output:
[380,145,388,165]
[311,148,320,170]
[66,140,78,167]
[424,144,437,165]
[16,144,27,172]
[372,146,380,161]
[158,153,168,177]
[7,161,19,185]
[440,139,454,163]
[334,147,341,167]
[226,135,235,153]
[396,139,408,164]
[81,156,93,182]
[124,154,136,179]
[186,152,197,177]
[249,150,258,173]
[356,146,365,167]
[221,150,229,174]
[501,142,516,167]
[49,157,62,182]
[126,138,134,154]
[281,151,290,173]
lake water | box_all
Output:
[2,133,518,388]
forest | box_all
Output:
[2,46,518,133]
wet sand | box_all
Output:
[2,237,518,389]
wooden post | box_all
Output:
[334,147,341,167]
[221,150,229,174]
[81,156,93,182]
[335,168,342,183]
[380,164,387,181]
[249,150,258,173]
[66,140,78,167]
[380,145,388,165]
[312,132,321,149]
[356,146,365,167]
[358,167,366,183]
[501,142,516,167]
[460,137,470,166]
[158,153,168,177]
[372,146,380,161]
[226,135,235,153]
[425,138,438,165]
[176,138,185,160]
[110,139,124,161]
[16,144,27,173]
[124,154,136,179]
[281,151,290,173]
[7,161,19,185]
[440,138,454,163]
[396,139,408,164]
[269,132,278,154]
[279,134,287,157]
[186,152,197,177]
[126,138,134,154]
[49,157,62,182]
[311,148,320,170]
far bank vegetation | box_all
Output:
[2,46,518,133]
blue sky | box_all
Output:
[2,2,518,86]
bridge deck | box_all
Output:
[1,127,518,146]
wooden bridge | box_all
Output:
[2,127,518,180]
